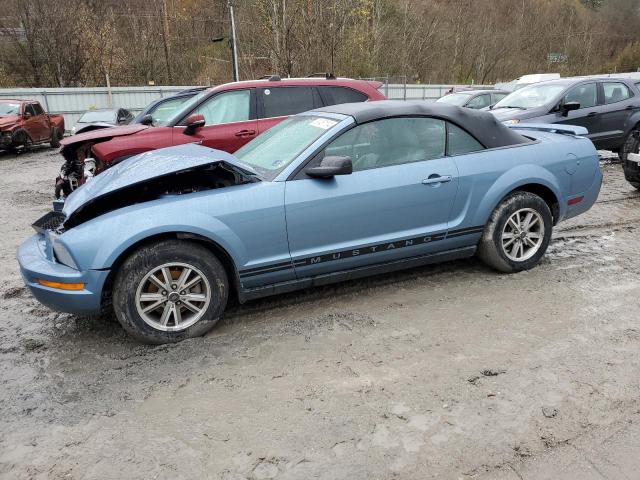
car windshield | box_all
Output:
[493,83,566,110]
[0,102,20,116]
[79,110,116,123]
[234,115,340,180]
[436,93,471,106]
[157,90,210,126]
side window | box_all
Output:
[193,89,250,125]
[603,82,632,104]
[320,86,368,106]
[493,92,508,103]
[261,87,316,118]
[447,123,484,156]
[324,117,446,172]
[466,94,491,109]
[152,97,190,123]
[32,103,44,115]
[24,104,36,116]
[563,83,597,108]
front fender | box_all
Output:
[59,202,245,272]
[469,164,566,227]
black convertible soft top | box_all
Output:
[313,100,530,149]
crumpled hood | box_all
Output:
[0,115,20,130]
[60,123,149,146]
[62,143,258,219]
[490,106,547,122]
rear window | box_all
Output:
[320,86,368,106]
[603,82,632,104]
[261,87,317,118]
[447,123,484,155]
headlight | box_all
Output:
[52,239,79,269]
[503,119,520,125]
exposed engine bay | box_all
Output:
[59,161,259,230]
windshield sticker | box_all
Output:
[309,118,337,130]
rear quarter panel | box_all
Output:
[49,114,65,131]
[449,132,598,231]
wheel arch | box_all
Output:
[100,231,241,313]
[507,183,560,225]
[471,167,564,231]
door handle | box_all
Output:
[587,112,598,117]
[422,174,453,185]
[234,129,256,137]
[626,105,637,110]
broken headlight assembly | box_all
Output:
[52,239,79,269]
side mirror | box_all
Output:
[183,114,205,135]
[140,114,154,125]
[560,101,580,116]
[306,155,353,179]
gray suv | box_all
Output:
[490,77,640,167]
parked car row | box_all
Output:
[11,72,640,344]
[54,76,384,198]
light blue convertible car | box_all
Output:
[18,101,602,343]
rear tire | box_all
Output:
[478,192,553,273]
[50,127,62,148]
[112,240,228,344]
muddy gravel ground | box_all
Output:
[0,147,639,480]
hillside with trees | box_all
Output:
[0,0,639,87]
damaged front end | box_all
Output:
[57,144,261,231]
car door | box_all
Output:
[23,104,47,142]
[256,86,321,135]
[285,116,460,279]
[173,89,258,153]
[597,81,638,146]
[553,82,602,140]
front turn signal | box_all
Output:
[37,279,85,291]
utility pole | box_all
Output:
[228,1,239,82]
[162,0,173,83]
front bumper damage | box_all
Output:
[18,233,108,315]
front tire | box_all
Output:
[112,240,228,344]
[478,192,553,273]
[618,128,639,163]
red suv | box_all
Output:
[57,77,385,196]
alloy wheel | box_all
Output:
[501,208,545,262]
[135,262,211,332]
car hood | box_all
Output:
[490,106,548,121]
[60,123,149,146]
[0,115,20,130]
[62,143,259,229]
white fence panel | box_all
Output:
[0,86,198,129]
[382,84,493,101]
[0,83,494,131]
